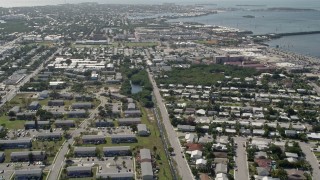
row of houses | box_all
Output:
[139,149,154,180]
[16,110,88,120]
[66,166,135,179]
[80,134,137,144]
[73,146,131,157]
[24,120,76,129]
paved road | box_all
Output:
[299,142,320,180]
[234,137,249,180]
[48,89,107,180]
[147,69,194,180]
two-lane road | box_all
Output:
[147,69,194,180]
[299,142,320,180]
[234,137,249,180]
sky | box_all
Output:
[0,0,320,8]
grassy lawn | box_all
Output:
[0,20,33,33]
[0,115,25,129]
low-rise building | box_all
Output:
[118,118,141,126]
[82,135,106,144]
[137,124,149,136]
[74,147,97,157]
[141,161,154,180]
[48,100,65,106]
[177,125,195,132]
[72,102,93,109]
[16,112,36,120]
[111,134,137,144]
[55,120,75,128]
[95,119,114,127]
[28,101,41,110]
[96,172,134,180]
[103,146,131,157]
[14,169,42,180]
[37,132,62,141]
[0,139,32,149]
[124,110,141,117]
[11,151,46,162]
[25,121,50,130]
[67,166,92,178]
[67,110,87,118]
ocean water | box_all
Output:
[169,10,320,35]
[266,34,320,58]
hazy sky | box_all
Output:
[0,0,320,8]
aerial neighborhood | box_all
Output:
[0,2,319,180]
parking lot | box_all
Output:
[6,129,39,139]
[70,156,134,174]
[89,127,134,137]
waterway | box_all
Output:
[168,9,320,58]
[131,81,142,94]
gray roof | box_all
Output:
[11,151,44,157]
[67,166,92,172]
[140,148,151,160]
[177,125,195,131]
[103,146,130,151]
[17,112,36,116]
[128,103,136,109]
[111,134,136,138]
[74,147,96,152]
[37,132,62,137]
[97,172,134,178]
[137,124,147,132]
[67,110,86,114]
[0,138,31,144]
[55,120,75,124]
[72,102,92,106]
[82,135,105,140]
[15,169,42,176]
[215,163,228,174]
[25,121,50,125]
[118,118,141,123]
[124,110,141,114]
[141,162,153,177]
[29,101,40,106]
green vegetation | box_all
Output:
[121,67,154,108]
[157,64,259,85]
[0,20,33,34]
[123,42,158,47]
[0,115,25,129]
